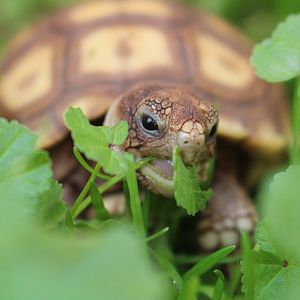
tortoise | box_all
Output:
[0,0,289,251]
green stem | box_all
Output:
[70,161,102,217]
[73,147,112,180]
[150,249,183,291]
[142,190,151,232]
[145,227,169,242]
[290,77,300,164]
[72,157,153,219]
[176,275,200,300]
[125,156,145,238]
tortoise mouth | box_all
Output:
[136,157,175,198]
[150,159,174,179]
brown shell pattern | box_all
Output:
[0,0,289,155]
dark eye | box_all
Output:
[206,123,218,143]
[141,114,159,132]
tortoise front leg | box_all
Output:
[197,170,258,252]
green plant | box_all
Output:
[239,13,300,300]
[0,108,235,300]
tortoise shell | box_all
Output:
[0,0,289,155]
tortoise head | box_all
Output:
[104,85,218,197]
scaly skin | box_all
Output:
[104,84,218,197]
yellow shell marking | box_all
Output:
[218,117,249,140]
[70,95,112,120]
[79,25,173,75]
[196,34,254,89]
[69,0,171,24]
[0,45,53,111]
[253,121,287,154]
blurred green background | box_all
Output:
[1,0,300,53]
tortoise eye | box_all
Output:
[206,123,218,144]
[141,114,159,134]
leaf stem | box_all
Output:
[145,227,169,242]
[71,157,153,219]
[70,161,102,217]
[73,147,112,180]
[150,249,183,291]
[125,156,145,238]
[290,77,300,164]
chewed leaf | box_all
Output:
[64,107,129,175]
[0,118,52,223]
[173,147,213,215]
[251,14,300,82]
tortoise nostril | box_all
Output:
[184,141,189,144]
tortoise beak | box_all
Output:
[177,127,206,166]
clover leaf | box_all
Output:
[242,165,300,300]
[251,14,300,82]
[64,107,129,175]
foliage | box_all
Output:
[0,115,236,300]
[251,15,300,82]
[65,107,129,175]
[241,11,300,299]
[0,118,58,223]
[0,221,169,300]
[173,146,214,215]
[242,166,300,300]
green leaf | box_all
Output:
[250,165,300,300]
[173,147,213,215]
[151,249,183,291]
[34,179,67,229]
[212,270,225,300]
[73,147,112,180]
[183,246,235,279]
[124,154,145,238]
[290,78,300,164]
[252,223,300,300]
[251,14,300,82]
[262,165,300,256]
[0,224,171,300]
[64,107,129,175]
[241,232,255,300]
[177,275,200,300]
[0,119,52,223]
[177,246,235,299]
[90,182,110,220]
[146,227,169,242]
